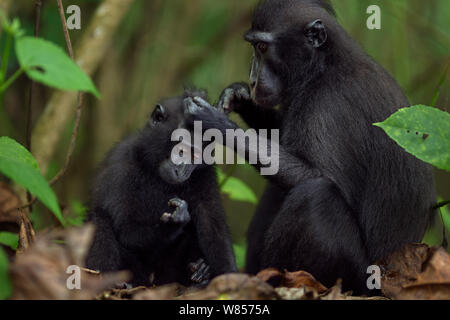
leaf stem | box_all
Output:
[430,61,450,107]
[0,31,12,84]
[0,31,12,110]
[0,67,24,93]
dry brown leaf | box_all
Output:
[100,286,148,300]
[256,268,284,287]
[0,182,21,217]
[415,248,450,284]
[380,243,450,300]
[133,284,183,300]
[10,224,130,299]
[276,287,321,300]
[284,270,328,293]
[0,183,35,253]
[256,268,327,293]
[177,273,277,300]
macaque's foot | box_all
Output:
[114,282,133,290]
[218,83,251,114]
[188,258,211,286]
[160,198,190,225]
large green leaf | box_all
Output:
[0,247,10,300]
[374,105,450,171]
[217,168,257,204]
[15,37,101,98]
[0,137,65,225]
[0,232,18,250]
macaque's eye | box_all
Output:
[256,42,268,54]
[151,104,167,124]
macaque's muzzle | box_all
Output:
[159,140,202,184]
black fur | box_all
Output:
[85,90,237,287]
[190,0,436,294]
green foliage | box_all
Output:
[232,243,246,270]
[430,62,449,107]
[66,200,88,227]
[423,201,450,249]
[15,37,101,98]
[374,105,450,171]
[189,3,229,46]
[0,232,18,250]
[442,205,450,233]
[0,14,25,38]
[0,137,65,226]
[0,247,11,300]
[217,167,257,204]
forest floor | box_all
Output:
[5,224,450,300]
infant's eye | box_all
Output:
[256,42,268,54]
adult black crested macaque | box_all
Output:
[86,90,237,287]
[188,0,436,294]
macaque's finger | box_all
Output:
[193,96,213,109]
[160,212,172,223]
[237,87,251,100]
[184,97,201,114]
[221,88,234,112]
[168,197,186,208]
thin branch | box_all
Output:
[0,67,24,92]
[24,0,43,210]
[32,0,134,174]
[56,0,74,59]
[51,0,84,186]
[26,0,42,151]
[16,0,84,212]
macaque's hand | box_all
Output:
[160,198,190,225]
[218,82,251,114]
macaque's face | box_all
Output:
[245,30,283,108]
[244,4,329,108]
[148,96,201,185]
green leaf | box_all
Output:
[15,37,101,98]
[0,137,65,226]
[0,247,11,300]
[233,243,246,270]
[0,11,25,38]
[423,197,450,248]
[217,168,258,204]
[374,105,450,171]
[0,232,18,250]
[67,200,87,227]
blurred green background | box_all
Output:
[0,0,449,248]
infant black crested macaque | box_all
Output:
[85,89,237,287]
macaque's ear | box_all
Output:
[304,19,327,48]
[150,104,167,124]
